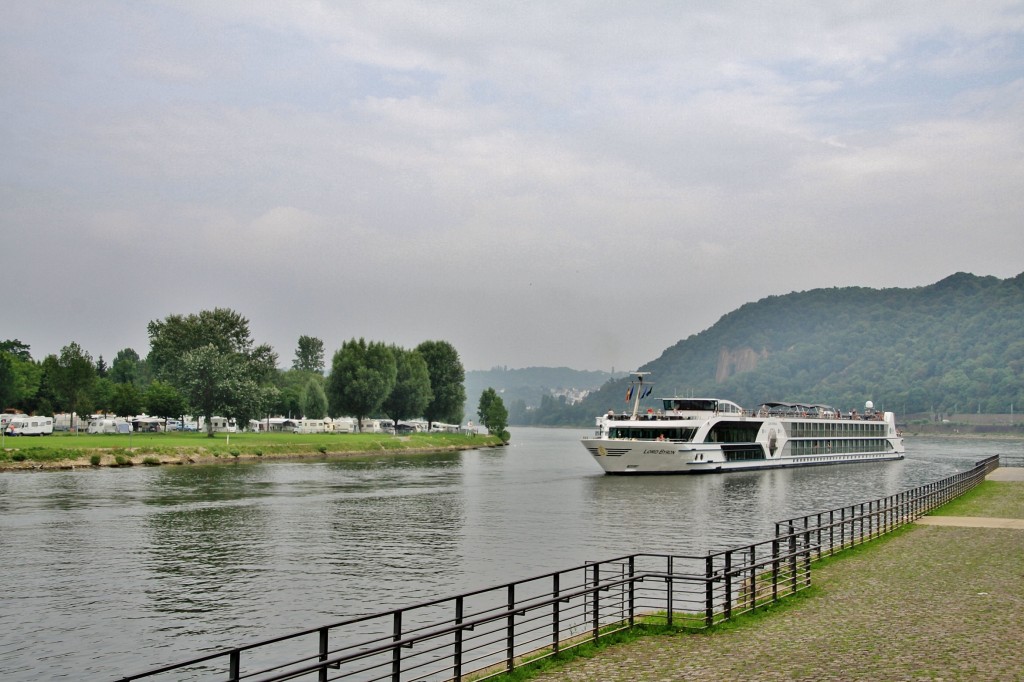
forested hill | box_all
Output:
[528,272,1024,425]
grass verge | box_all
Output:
[0,431,503,469]
[485,526,917,682]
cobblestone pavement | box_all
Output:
[530,477,1024,682]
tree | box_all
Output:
[477,387,509,440]
[0,341,40,412]
[90,377,114,414]
[326,339,397,429]
[109,382,143,417]
[301,378,328,419]
[176,345,239,435]
[144,381,186,422]
[293,335,325,374]
[52,343,97,430]
[381,347,433,427]
[95,355,108,378]
[0,353,16,410]
[0,339,32,362]
[109,348,143,385]
[416,340,466,428]
[147,308,278,436]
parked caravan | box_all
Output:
[327,417,357,433]
[1,413,28,431]
[131,416,165,432]
[87,418,132,434]
[199,416,237,433]
[294,419,326,434]
[5,416,54,436]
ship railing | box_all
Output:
[117,455,1001,682]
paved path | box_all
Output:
[915,515,1024,529]
[529,468,1024,682]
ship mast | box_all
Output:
[628,371,651,420]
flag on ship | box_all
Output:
[625,386,633,402]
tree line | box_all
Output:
[0,307,513,439]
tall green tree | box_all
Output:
[52,342,97,430]
[144,381,186,422]
[477,387,509,440]
[0,353,16,411]
[109,382,143,417]
[148,308,278,436]
[293,335,326,374]
[416,340,466,428]
[0,340,32,362]
[0,340,40,412]
[109,348,143,385]
[326,339,397,429]
[301,378,328,419]
[381,347,433,427]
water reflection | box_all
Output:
[0,430,1021,681]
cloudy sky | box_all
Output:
[3,2,1023,372]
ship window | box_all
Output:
[706,421,760,443]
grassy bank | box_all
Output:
[0,431,504,470]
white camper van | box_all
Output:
[293,419,326,434]
[5,416,54,436]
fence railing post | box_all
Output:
[392,611,402,682]
[771,539,779,602]
[747,545,757,611]
[788,521,797,593]
[723,550,732,621]
[628,556,636,628]
[454,596,464,682]
[228,651,240,682]
[666,555,674,627]
[591,564,600,640]
[507,584,515,671]
[318,628,329,682]
[552,574,560,654]
[704,554,713,627]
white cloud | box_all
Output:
[2,1,1023,369]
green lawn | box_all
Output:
[0,430,502,466]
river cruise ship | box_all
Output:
[582,373,904,474]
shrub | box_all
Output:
[255,449,263,457]
[230,450,240,458]
[90,454,102,466]
[317,445,327,454]
[114,454,129,466]
[12,453,26,462]
[142,456,160,466]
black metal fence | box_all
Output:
[117,454,1004,682]
[775,454,1000,559]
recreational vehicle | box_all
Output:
[5,416,54,436]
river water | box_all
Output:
[0,428,1020,680]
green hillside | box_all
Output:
[527,272,1024,426]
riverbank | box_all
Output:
[0,431,505,471]
[523,472,1024,682]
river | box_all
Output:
[0,428,1020,680]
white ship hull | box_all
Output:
[582,436,904,474]
[581,387,905,475]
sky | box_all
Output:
[2,2,1023,372]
